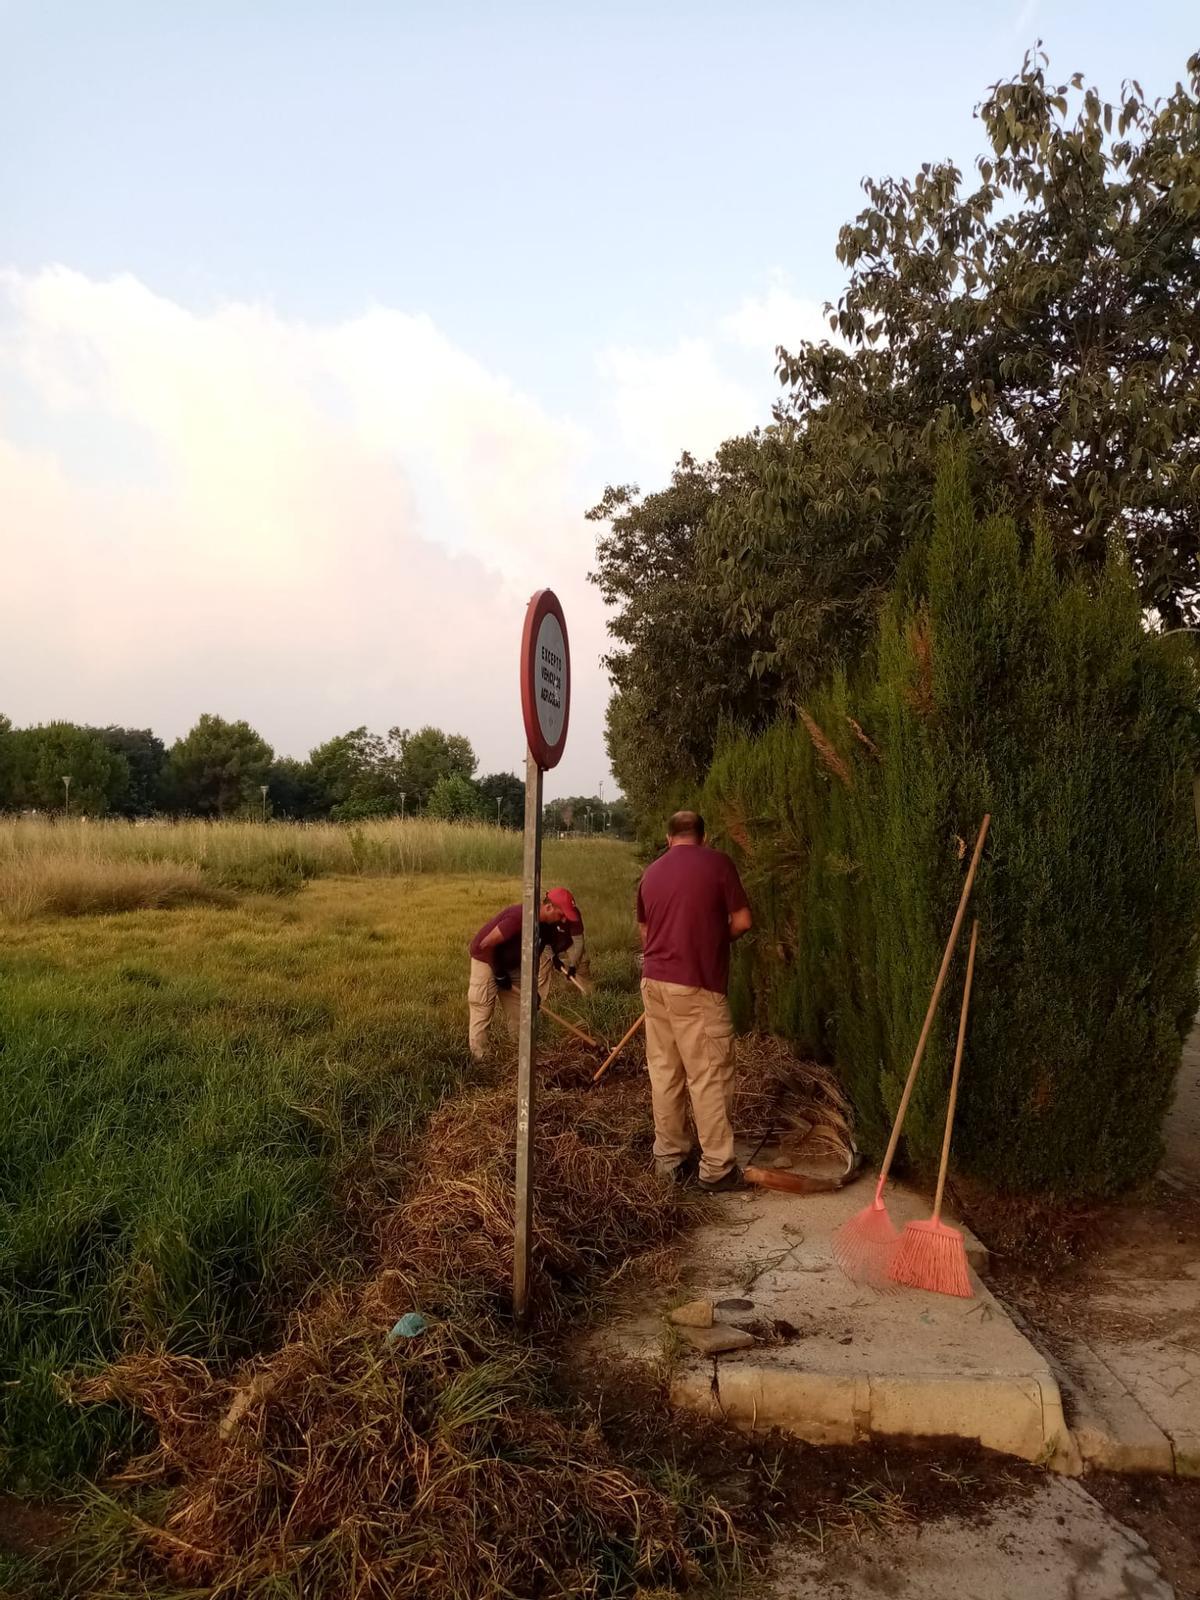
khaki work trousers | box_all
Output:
[468,949,553,1060]
[641,978,736,1183]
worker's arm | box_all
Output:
[476,924,513,986]
[729,906,753,941]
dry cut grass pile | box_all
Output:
[70,1039,849,1600]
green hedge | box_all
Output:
[702,450,1200,1198]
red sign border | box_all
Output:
[520,589,571,770]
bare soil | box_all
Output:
[1086,1474,1200,1600]
[566,1357,1040,1555]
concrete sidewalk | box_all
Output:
[592,1150,1080,1471]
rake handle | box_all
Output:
[873,814,990,1203]
[592,1012,645,1083]
[540,1003,602,1050]
[932,917,978,1225]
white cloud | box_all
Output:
[720,280,833,361]
[0,268,610,792]
[595,336,756,474]
[0,266,837,795]
[596,275,836,479]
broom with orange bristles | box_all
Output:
[831,814,990,1288]
[889,918,979,1298]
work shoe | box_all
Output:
[698,1164,746,1194]
[655,1150,699,1186]
[672,1149,701,1187]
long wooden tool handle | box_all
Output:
[541,1003,602,1050]
[932,917,977,1224]
[554,963,591,998]
[592,1012,645,1083]
[874,813,990,1201]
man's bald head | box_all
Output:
[667,810,705,844]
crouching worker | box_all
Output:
[636,811,752,1191]
[467,887,581,1060]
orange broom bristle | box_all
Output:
[888,1218,973,1298]
[831,1197,901,1288]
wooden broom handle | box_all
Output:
[933,918,978,1224]
[592,1012,645,1083]
[874,814,990,1200]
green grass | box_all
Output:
[0,831,640,1491]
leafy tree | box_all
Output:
[165,714,273,818]
[307,728,392,818]
[264,757,324,820]
[425,773,485,821]
[588,445,766,824]
[594,49,1200,831]
[702,448,1200,1200]
[13,722,130,815]
[477,771,525,828]
[389,726,476,811]
[775,48,1200,625]
[94,726,167,816]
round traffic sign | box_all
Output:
[520,589,570,769]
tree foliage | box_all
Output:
[0,715,495,823]
[594,49,1200,829]
[95,727,167,816]
[425,773,486,821]
[702,449,1200,1201]
[10,723,130,815]
[476,771,525,828]
[390,726,477,811]
[165,715,274,818]
[776,48,1200,624]
[588,444,768,825]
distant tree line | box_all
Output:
[0,712,630,834]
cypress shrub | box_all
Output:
[700,448,1200,1199]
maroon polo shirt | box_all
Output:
[636,844,749,995]
[469,904,523,972]
[469,905,573,971]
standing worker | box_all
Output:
[467,887,581,1059]
[636,811,752,1190]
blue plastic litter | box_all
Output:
[386,1312,429,1343]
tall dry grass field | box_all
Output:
[0,815,537,917]
[0,819,641,1490]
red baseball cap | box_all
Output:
[545,886,579,921]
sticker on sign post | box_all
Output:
[514,590,570,1327]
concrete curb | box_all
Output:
[1058,1339,1185,1476]
[668,1359,1082,1473]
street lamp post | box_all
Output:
[62,775,72,817]
[260,784,269,823]
[400,792,406,822]
[497,796,503,827]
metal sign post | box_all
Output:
[514,589,571,1327]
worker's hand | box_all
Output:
[566,966,577,979]
[551,955,565,973]
[494,971,512,991]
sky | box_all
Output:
[2,2,1196,798]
